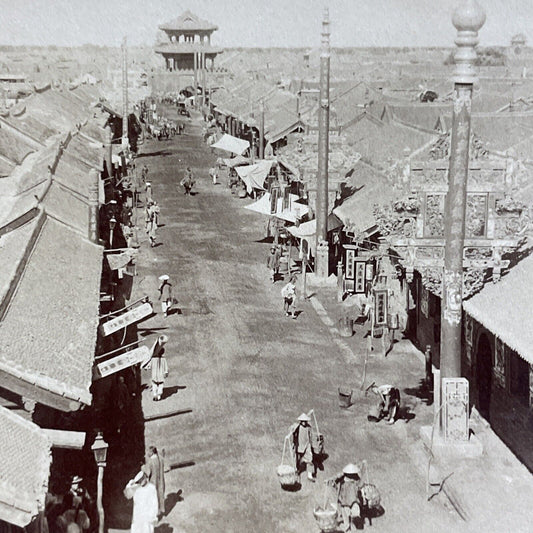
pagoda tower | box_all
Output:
[155,10,222,72]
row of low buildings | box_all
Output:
[206,67,533,470]
[0,78,149,532]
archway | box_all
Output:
[476,333,492,419]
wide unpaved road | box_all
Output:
[132,113,459,533]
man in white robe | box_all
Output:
[124,469,158,533]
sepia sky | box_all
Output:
[0,0,532,48]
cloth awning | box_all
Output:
[287,214,344,256]
[221,154,250,167]
[211,134,250,155]
[244,192,309,223]
[235,160,273,193]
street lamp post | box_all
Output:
[91,432,109,533]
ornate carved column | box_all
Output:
[315,8,330,279]
[440,1,485,381]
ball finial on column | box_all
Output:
[452,0,486,84]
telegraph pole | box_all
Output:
[315,8,330,278]
[122,37,129,149]
[440,2,485,381]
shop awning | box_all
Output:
[221,154,250,167]
[211,134,250,155]
[244,192,309,223]
[287,215,344,256]
[235,160,273,193]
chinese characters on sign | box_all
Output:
[443,377,469,442]
[100,301,153,337]
[355,261,366,293]
[96,345,151,378]
[420,286,429,319]
[374,289,388,326]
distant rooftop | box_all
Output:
[159,10,218,32]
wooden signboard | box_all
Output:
[374,289,388,326]
[100,302,153,337]
[96,345,151,379]
[355,261,366,294]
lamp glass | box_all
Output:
[91,434,109,465]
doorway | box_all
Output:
[476,333,492,419]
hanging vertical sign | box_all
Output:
[529,364,533,408]
[420,286,429,319]
[344,248,356,293]
[270,188,279,214]
[494,338,506,387]
[374,289,388,326]
[354,261,366,294]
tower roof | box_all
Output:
[159,10,218,32]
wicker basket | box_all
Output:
[361,483,381,509]
[277,464,298,487]
[314,433,325,456]
[313,503,338,532]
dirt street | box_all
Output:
[127,113,462,532]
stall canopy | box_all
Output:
[244,191,309,223]
[212,134,250,155]
[235,160,273,193]
[220,154,250,168]
[287,214,343,255]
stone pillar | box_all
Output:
[440,0,485,382]
[88,169,99,243]
[315,9,330,278]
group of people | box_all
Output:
[124,446,166,533]
[287,414,379,532]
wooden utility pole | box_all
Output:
[259,99,265,159]
[440,3,485,383]
[193,52,198,109]
[315,8,330,278]
[122,37,129,148]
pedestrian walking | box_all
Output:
[209,166,218,185]
[289,413,316,482]
[143,335,169,401]
[281,276,297,318]
[330,463,364,532]
[145,446,166,517]
[267,245,281,283]
[180,167,195,195]
[145,181,153,203]
[147,204,158,248]
[145,200,153,234]
[158,275,173,317]
[124,468,158,533]
[142,165,149,183]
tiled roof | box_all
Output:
[385,103,452,132]
[65,132,104,170]
[464,252,533,364]
[0,122,39,165]
[333,161,396,235]
[470,112,533,153]
[0,405,51,527]
[159,10,218,31]
[41,181,89,236]
[0,112,58,145]
[54,150,95,199]
[0,217,102,405]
